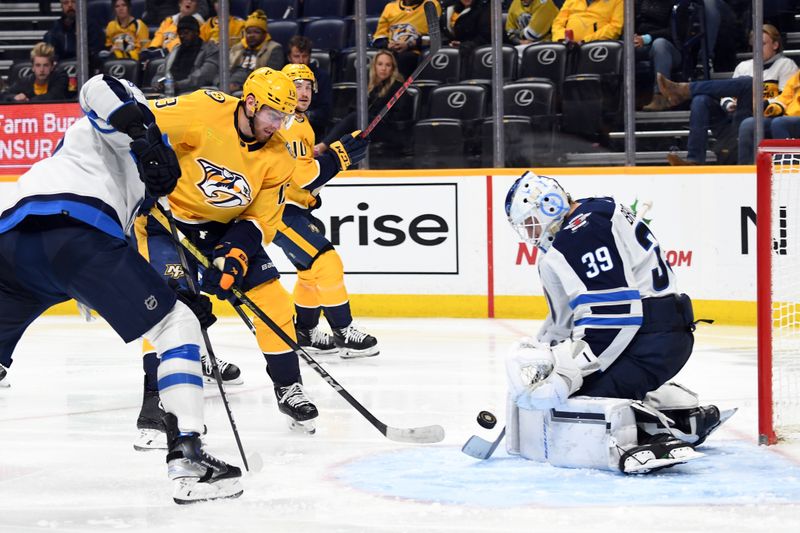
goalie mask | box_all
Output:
[505,171,571,251]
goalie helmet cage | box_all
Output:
[757,139,800,445]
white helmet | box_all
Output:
[505,171,571,251]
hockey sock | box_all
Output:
[295,304,321,331]
[264,351,301,387]
[143,351,160,392]
[322,302,353,329]
[158,344,204,434]
[250,279,296,353]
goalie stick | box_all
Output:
[360,1,441,138]
[157,199,251,472]
[461,426,506,460]
[150,203,445,445]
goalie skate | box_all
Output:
[276,382,318,435]
[620,435,704,474]
[202,354,243,385]
[164,413,243,504]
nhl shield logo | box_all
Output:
[144,295,158,310]
[196,158,252,208]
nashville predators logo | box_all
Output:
[164,264,185,279]
[196,158,252,208]
[390,23,421,44]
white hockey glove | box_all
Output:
[505,338,583,410]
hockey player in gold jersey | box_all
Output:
[276,63,376,359]
[132,68,367,446]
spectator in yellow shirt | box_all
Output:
[551,0,624,43]
[200,1,246,47]
[142,0,204,60]
[104,0,150,61]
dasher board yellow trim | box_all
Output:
[43,296,757,325]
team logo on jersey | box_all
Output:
[565,213,591,233]
[390,23,421,44]
[164,264,185,279]
[196,158,252,208]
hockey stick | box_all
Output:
[150,204,445,444]
[359,1,441,138]
[156,199,250,472]
[461,426,506,460]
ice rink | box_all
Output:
[2,315,800,532]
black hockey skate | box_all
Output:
[296,326,339,356]
[164,413,243,504]
[619,434,704,474]
[275,382,318,434]
[663,405,735,446]
[134,387,167,451]
[202,353,243,385]
[0,363,9,388]
[333,323,379,359]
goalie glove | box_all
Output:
[506,338,584,410]
[328,131,368,171]
[129,123,181,197]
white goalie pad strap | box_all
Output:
[506,393,521,456]
[643,381,700,411]
[516,397,639,471]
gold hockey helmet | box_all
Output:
[281,63,317,92]
[242,67,297,115]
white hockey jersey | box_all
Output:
[0,75,149,239]
[537,197,678,372]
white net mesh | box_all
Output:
[770,152,800,440]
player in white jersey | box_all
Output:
[0,74,242,503]
[503,172,730,473]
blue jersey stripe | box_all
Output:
[161,344,201,363]
[158,373,203,390]
[575,316,643,327]
[569,290,641,309]
[0,199,124,239]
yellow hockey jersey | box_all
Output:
[374,0,442,45]
[200,15,246,47]
[148,89,296,245]
[105,17,150,60]
[282,113,319,209]
[505,0,559,42]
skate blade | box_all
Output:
[301,346,340,356]
[203,375,244,386]
[172,477,243,504]
[288,417,316,435]
[623,448,704,474]
[133,428,167,451]
[339,347,380,359]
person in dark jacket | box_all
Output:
[446,0,491,51]
[316,50,411,153]
[154,16,219,95]
[1,42,69,102]
[44,0,105,65]
[636,0,683,111]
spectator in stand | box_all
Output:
[287,35,330,141]
[200,1,246,47]
[44,0,105,64]
[104,0,151,61]
[153,16,218,95]
[659,24,797,165]
[738,70,800,164]
[505,0,559,46]
[372,0,442,78]
[636,0,683,112]
[315,50,411,156]
[445,0,491,64]
[550,0,624,44]
[142,0,204,60]
[143,0,178,27]
[0,42,68,103]
[227,10,284,93]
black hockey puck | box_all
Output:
[477,410,497,429]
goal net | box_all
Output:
[757,140,800,444]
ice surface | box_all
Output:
[1,317,799,532]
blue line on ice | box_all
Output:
[332,441,800,507]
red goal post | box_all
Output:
[757,139,800,445]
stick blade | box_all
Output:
[423,1,442,53]
[385,424,445,444]
[461,435,495,459]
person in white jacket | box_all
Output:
[658,24,797,165]
[0,74,242,504]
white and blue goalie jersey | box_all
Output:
[537,197,678,372]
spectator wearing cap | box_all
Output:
[1,42,69,102]
[201,1,246,47]
[287,35,330,140]
[227,10,284,93]
[104,0,151,61]
[155,15,219,94]
[144,0,204,60]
